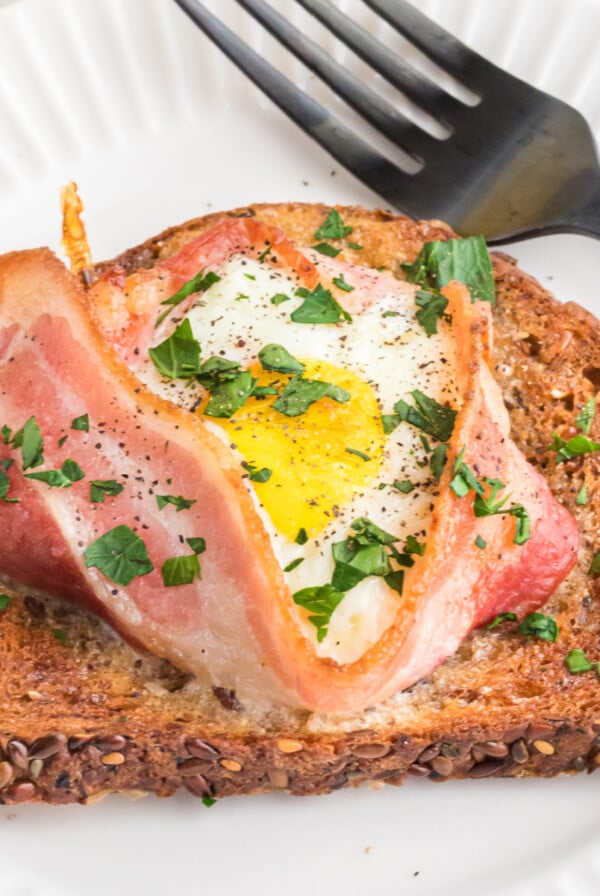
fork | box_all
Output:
[172,0,600,244]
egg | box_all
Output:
[136,252,458,664]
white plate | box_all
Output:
[0,1,599,894]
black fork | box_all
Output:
[172,0,600,244]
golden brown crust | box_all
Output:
[0,203,599,805]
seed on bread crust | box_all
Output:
[532,740,555,756]
[276,738,303,754]
[6,739,29,769]
[0,762,14,790]
[28,733,66,760]
[184,737,220,761]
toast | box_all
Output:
[0,203,598,806]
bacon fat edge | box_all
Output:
[0,236,579,713]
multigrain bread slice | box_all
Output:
[0,203,598,806]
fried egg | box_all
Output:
[137,252,458,664]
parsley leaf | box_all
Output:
[486,611,517,630]
[25,458,84,488]
[90,479,124,503]
[0,471,16,502]
[451,456,531,545]
[402,236,495,305]
[576,484,588,506]
[430,443,448,482]
[0,593,10,611]
[13,417,44,470]
[242,462,272,483]
[156,269,220,327]
[392,479,415,493]
[291,283,352,325]
[474,534,487,549]
[549,432,600,463]
[270,292,291,306]
[149,318,202,379]
[312,242,342,258]
[314,208,353,241]
[332,273,355,293]
[186,537,206,555]
[414,289,449,335]
[292,584,346,642]
[161,553,201,587]
[345,447,370,462]
[156,493,196,512]
[258,343,304,374]
[205,370,256,418]
[273,376,349,417]
[387,391,457,442]
[84,525,153,586]
[284,557,304,573]
[517,612,558,642]
[565,648,596,674]
[295,528,308,545]
[575,397,596,434]
[589,551,600,576]
[71,414,90,432]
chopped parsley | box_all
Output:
[347,241,363,250]
[345,447,370,462]
[0,471,17,503]
[0,593,10,611]
[451,451,531,545]
[314,208,353,241]
[161,553,201,587]
[84,525,154,586]
[258,344,304,375]
[292,584,346,642]
[149,318,201,379]
[549,431,600,463]
[156,269,220,327]
[430,443,448,482]
[71,414,90,432]
[383,391,457,443]
[589,551,600,576]
[258,243,272,262]
[202,365,256,419]
[517,611,558,642]
[25,458,84,489]
[202,797,217,808]
[332,273,355,293]
[414,289,450,335]
[295,527,308,545]
[12,416,44,470]
[283,557,304,573]
[330,517,409,596]
[392,479,415,493]
[565,648,598,675]
[291,283,352,325]
[156,493,196,512]
[576,484,588,506]
[474,534,487,549]
[575,397,596,434]
[273,376,349,417]
[402,236,495,305]
[90,479,124,503]
[242,462,272,483]
[1,425,12,445]
[186,537,206,555]
[486,611,517,630]
[52,628,68,645]
[270,292,291,306]
[312,242,342,258]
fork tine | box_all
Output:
[236,0,435,158]
[363,0,494,88]
[294,0,460,118]
[172,0,427,217]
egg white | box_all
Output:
[136,254,458,664]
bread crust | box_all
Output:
[1,203,599,805]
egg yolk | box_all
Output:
[204,359,385,540]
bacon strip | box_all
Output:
[0,243,579,713]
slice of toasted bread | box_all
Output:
[0,203,598,806]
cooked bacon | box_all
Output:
[0,243,579,713]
